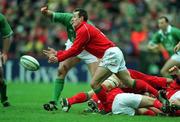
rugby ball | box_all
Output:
[20,55,40,71]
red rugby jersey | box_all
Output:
[57,21,115,62]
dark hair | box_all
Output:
[158,16,169,23]
[74,8,88,21]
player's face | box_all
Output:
[71,11,83,29]
[158,18,168,31]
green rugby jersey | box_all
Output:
[52,12,75,42]
[52,12,93,43]
[0,13,13,39]
[149,25,180,56]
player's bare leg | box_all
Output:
[60,60,98,112]
[87,61,99,76]
[137,108,156,116]
[91,67,112,89]
[161,59,180,77]
[139,95,171,113]
[115,69,135,87]
[90,66,112,112]
[43,57,80,111]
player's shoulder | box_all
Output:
[155,30,162,37]
[171,26,180,32]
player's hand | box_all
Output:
[43,47,58,63]
[169,66,180,75]
[48,56,58,63]
[47,47,57,55]
[174,42,180,54]
[43,47,57,57]
[41,6,49,15]
[0,52,7,64]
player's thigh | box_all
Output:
[90,66,112,88]
[58,57,81,72]
[87,61,99,77]
[161,59,180,73]
[115,69,134,87]
[137,108,149,115]
[139,95,155,108]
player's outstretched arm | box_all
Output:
[40,6,53,18]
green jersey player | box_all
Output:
[148,16,180,77]
[0,13,13,107]
[41,6,99,111]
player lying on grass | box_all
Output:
[87,91,162,116]
[44,69,171,111]
[43,8,155,114]
[60,75,171,116]
[84,73,180,116]
[61,69,180,116]
[41,6,99,110]
[86,78,180,116]
[62,69,172,112]
[87,87,169,116]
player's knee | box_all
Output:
[57,64,69,77]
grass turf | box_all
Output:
[0,82,179,122]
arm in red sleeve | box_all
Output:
[56,25,90,62]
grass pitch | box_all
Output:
[0,82,179,122]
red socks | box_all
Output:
[143,109,156,116]
[93,86,107,104]
[67,92,88,105]
[153,99,163,109]
[91,94,104,111]
[135,79,158,97]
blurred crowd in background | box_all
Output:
[0,0,180,74]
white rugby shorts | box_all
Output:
[112,93,142,116]
[169,90,180,101]
[65,39,98,64]
[99,47,127,73]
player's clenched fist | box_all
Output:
[41,6,48,14]
[40,6,53,17]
